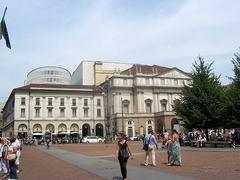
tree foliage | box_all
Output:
[223,52,240,128]
[173,57,224,135]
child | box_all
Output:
[165,138,173,165]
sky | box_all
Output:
[0,0,240,102]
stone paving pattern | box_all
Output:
[18,142,240,180]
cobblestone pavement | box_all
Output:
[18,142,240,180]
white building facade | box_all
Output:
[2,84,105,142]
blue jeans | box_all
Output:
[9,160,18,179]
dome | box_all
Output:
[25,66,71,85]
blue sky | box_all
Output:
[0,0,240,102]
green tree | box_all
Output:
[223,53,240,128]
[173,57,224,139]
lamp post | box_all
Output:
[121,97,124,133]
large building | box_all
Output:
[2,62,191,139]
[101,64,192,138]
[71,61,132,86]
[2,84,105,141]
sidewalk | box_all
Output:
[37,145,194,180]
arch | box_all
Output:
[58,123,67,133]
[145,120,154,134]
[70,123,79,132]
[46,124,55,133]
[18,124,28,132]
[95,123,103,137]
[82,123,90,137]
[33,124,42,133]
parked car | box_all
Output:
[81,136,105,143]
[129,135,143,141]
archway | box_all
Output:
[96,123,103,137]
[82,123,90,137]
[46,124,55,133]
[70,123,80,143]
[18,124,28,139]
[33,124,42,133]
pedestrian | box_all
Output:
[143,129,158,167]
[165,137,173,165]
[169,129,181,166]
[46,138,50,149]
[115,132,133,180]
[14,135,22,173]
[8,136,18,179]
[1,138,9,178]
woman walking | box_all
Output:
[8,136,18,179]
[115,133,133,180]
[169,129,181,166]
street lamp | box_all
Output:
[121,97,124,133]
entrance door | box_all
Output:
[96,123,103,137]
[82,124,90,137]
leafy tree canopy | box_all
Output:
[174,57,224,133]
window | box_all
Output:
[123,79,128,86]
[84,99,88,106]
[97,99,101,106]
[148,120,152,125]
[60,98,64,106]
[160,99,167,111]
[48,108,53,117]
[122,100,129,114]
[36,98,40,106]
[21,97,25,105]
[20,108,25,117]
[160,78,165,85]
[128,121,132,125]
[146,78,150,85]
[97,109,101,117]
[60,108,65,117]
[48,98,52,106]
[145,99,152,113]
[72,108,77,117]
[84,108,88,117]
[174,79,178,86]
[35,108,40,117]
[72,99,76,106]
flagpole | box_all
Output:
[1,7,7,21]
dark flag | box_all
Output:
[0,18,11,49]
[0,7,11,49]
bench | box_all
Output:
[190,140,232,148]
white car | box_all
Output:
[81,136,105,143]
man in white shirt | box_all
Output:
[143,130,158,166]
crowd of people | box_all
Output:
[115,129,182,180]
[0,136,21,180]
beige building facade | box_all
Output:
[101,64,192,138]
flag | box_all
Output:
[0,18,11,49]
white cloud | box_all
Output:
[0,0,239,99]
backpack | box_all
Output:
[1,144,8,158]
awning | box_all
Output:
[70,131,79,134]
[32,132,43,136]
[58,132,69,135]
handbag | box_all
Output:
[143,135,152,150]
[119,148,129,159]
[7,153,16,161]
